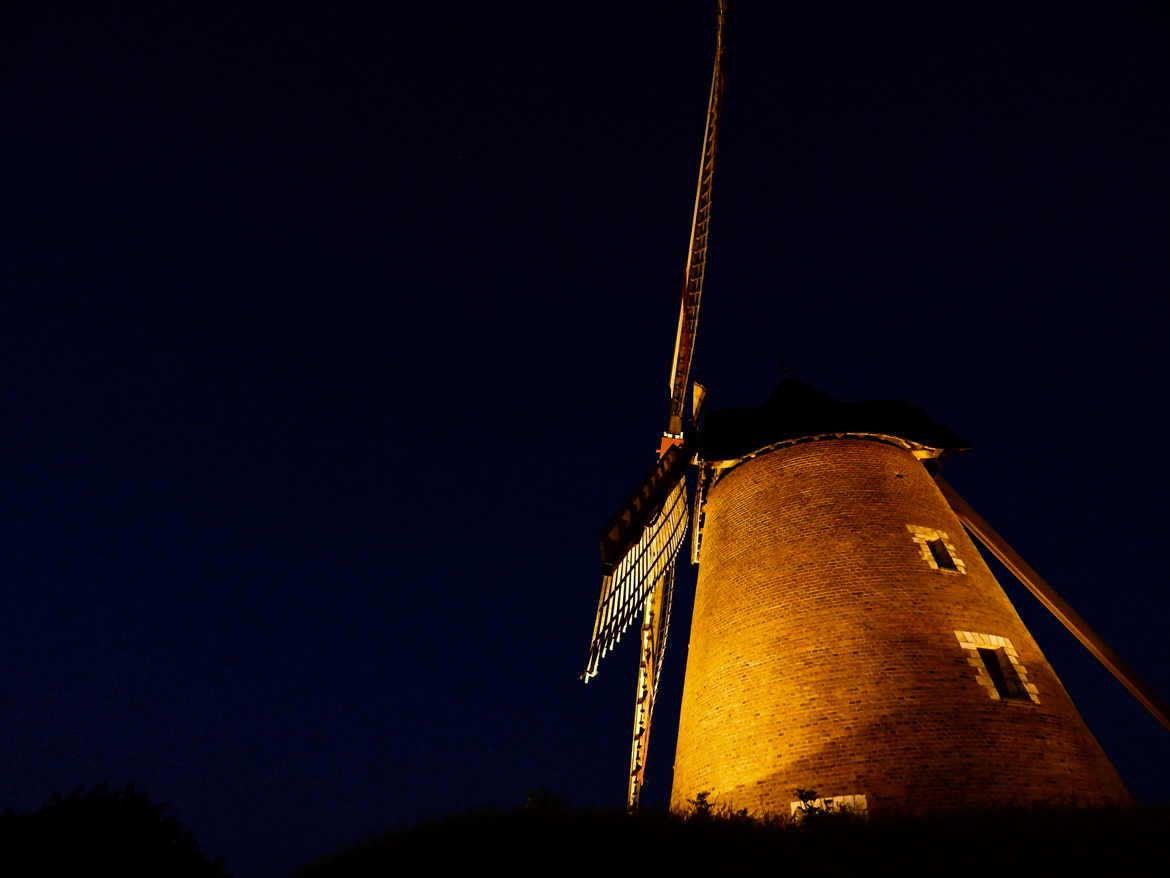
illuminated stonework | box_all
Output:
[955,630,1040,703]
[671,437,1131,816]
[906,524,966,574]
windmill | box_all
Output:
[580,1,724,811]
[584,2,1170,815]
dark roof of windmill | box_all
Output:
[699,378,970,461]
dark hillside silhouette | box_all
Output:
[0,785,230,878]
[292,800,1170,877]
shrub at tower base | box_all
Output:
[292,799,1170,878]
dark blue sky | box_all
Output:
[5,2,1169,876]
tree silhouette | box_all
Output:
[0,784,230,877]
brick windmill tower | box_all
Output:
[583,1,1170,817]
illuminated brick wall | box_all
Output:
[670,438,1129,816]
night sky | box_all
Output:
[5,2,1170,876]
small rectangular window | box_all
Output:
[907,525,966,574]
[927,538,957,571]
[955,631,1039,703]
[977,647,1029,700]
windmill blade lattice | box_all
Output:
[584,476,688,681]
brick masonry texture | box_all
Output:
[670,438,1130,816]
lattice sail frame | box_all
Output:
[584,477,688,681]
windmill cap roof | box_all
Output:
[700,378,970,462]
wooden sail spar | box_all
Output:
[627,564,674,809]
[937,476,1170,734]
[666,0,725,436]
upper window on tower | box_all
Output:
[906,525,966,574]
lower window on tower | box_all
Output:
[954,631,1040,703]
[977,647,1029,700]
[927,538,957,570]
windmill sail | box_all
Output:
[666,0,725,437]
[583,1,726,810]
[653,560,675,695]
[627,563,674,809]
[585,445,690,681]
